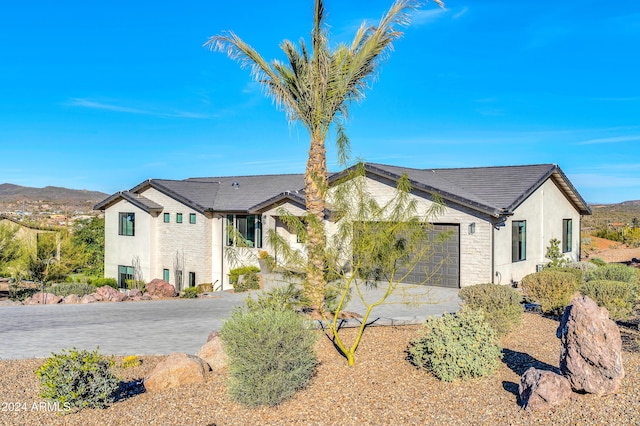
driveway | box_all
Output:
[0,285,460,360]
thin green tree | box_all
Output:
[206,0,444,309]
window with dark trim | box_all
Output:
[512,220,526,262]
[562,219,573,253]
[118,265,133,288]
[118,213,135,236]
[189,272,196,287]
[226,214,262,248]
[163,268,170,282]
[163,213,170,223]
[189,213,196,224]
[176,213,183,223]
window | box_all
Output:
[562,219,573,253]
[163,213,170,223]
[118,213,135,236]
[512,220,526,262]
[176,213,183,223]
[226,214,262,248]
[189,213,196,224]
[118,265,134,288]
[189,272,196,287]
[163,268,170,282]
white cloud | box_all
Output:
[453,6,469,20]
[67,98,211,119]
[577,135,640,145]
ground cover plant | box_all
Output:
[458,283,523,336]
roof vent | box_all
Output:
[231,181,239,188]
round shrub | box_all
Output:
[585,263,638,286]
[246,283,310,312]
[36,348,120,412]
[408,308,502,382]
[44,282,96,297]
[520,270,579,316]
[459,284,523,336]
[220,307,318,407]
[230,266,261,292]
[92,277,118,289]
[180,287,199,298]
[580,280,637,320]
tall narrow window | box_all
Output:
[189,213,196,224]
[118,265,134,288]
[176,213,183,223]
[163,213,170,223]
[189,272,196,287]
[562,219,573,253]
[118,213,135,236]
[163,268,170,282]
[512,220,526,262]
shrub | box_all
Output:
[565,261,597,272]
[231,266,261,292]
[126,279,145,292]
[36,348,120,412]
[589,257,607,267]
[546,266,584,285]
[8,286,39,302]
[197,283,213,293]
[246,283,311,312]
[180,287,199,299]
[520,270,579,315]
[120,355,141,369]
[408,308,502,382]
[580,280,637,320]
[585,263,638,286]
[92,277,118,289]
[458,284,523,336]
[220,307,318,407]
[44,282,95,297]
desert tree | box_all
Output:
[206,0,444,309]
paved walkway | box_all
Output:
[0,284,460,360]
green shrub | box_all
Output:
[585,263,638,285]
[589,257,607,267]
[458,284,523,336]
[92,277,118,289]
[408,308,502,382]
[246,283,311,312]
[180,287,199,299]
[36,348,120,412]
[546,266,584,285]
[520,270,579,315]
[580,280,637,320]
[44,282,95,297]
[120,355,141,369]
[220,307,318,407]
[231,266,261,292]
[197,283,213,293]
[8,286,39,302]
[126,279,145,292]
[565,261,597,272]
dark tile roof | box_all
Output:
[93,191,163,213]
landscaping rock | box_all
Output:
[80,294,98,304]
[556,295,624,395]
[518,367,572,411]
[196,333,227,371]
[128,288,143,298]
[24,292,62,305]
[145,279,176,298]
[144,352,208,392]
[0,299,22,306]
[96,285,128,302]
[62,294,81,304]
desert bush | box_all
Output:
[120,355,141,369]
[246,283,310,312]
[565,261,597,272]
[585,263,638,286]
[580,280,637,320]
[197,283,213,293]
[44,282,95,297]
[180,287,199,299]
[126,279,145,292]
[520,270,580,315]
[92,277,118,289]
[8,286,39,301]
[546,266,584,285]
[36,348,120,412]
[220,307,318,407]
[589,257,607,267]
[230,266,261,292]
[408,308,502,382]
[458,284,523,336]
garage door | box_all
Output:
[395,224,460,288]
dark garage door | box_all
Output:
[396,224,460,288]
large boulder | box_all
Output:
[62,294,81,304]
[519,367,572,411]
[95,285,128,302]
[24,292,62,305]
[144,352,208,392]
[196,332,227,371]
[80,294,98,304]
[128,288,143,298]
[556,295,624,395]
[145,279,176,298]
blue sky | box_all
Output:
[1,0,638,204]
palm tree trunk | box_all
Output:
[304,135,327,310]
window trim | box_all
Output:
[163,213,170,223]
[118,212,135,236]
[163,268,170,282]
[562,219,573,253]
[176,213,183,224]
[512,220,526,262]
[189,213,196,224]
[188,272,196,287]
[226,214,262,248]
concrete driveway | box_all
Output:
[0,285,460,360]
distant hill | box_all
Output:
[584,200,640,229]
[0,183,108,202]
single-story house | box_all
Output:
[94,163,591,290]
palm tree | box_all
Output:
[205,0,443,309]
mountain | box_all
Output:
[584,200,640,229]
[0,183,108,202]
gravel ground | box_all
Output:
[0,313,638,426]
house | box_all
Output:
[94,163,591,290]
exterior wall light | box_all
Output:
[468,222,476,235]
